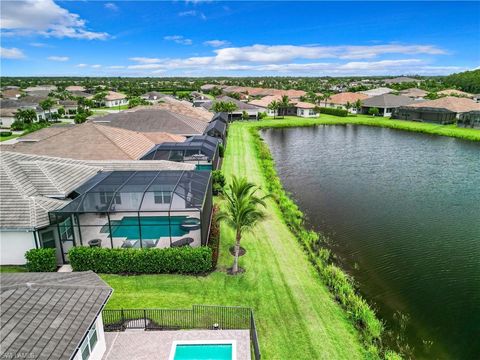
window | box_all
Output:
[79,324,98,360]
[154,191,172,204]
[99,192,121,205]
[59,218,73,241]
[40,230,56,248]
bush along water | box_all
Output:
[249,127,401,359]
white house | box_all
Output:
[295,102,319,117]
[104,91,128,108]
[0,272,112,360]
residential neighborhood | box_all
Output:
[1,1,479,360]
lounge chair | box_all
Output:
[171,237,194,248]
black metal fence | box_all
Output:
[102,305,261,359]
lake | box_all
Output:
[261,125,480,359]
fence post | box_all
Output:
[121,309,125,331]
[144,309,147,329]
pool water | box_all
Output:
[107,216,190,239]
[173,344,232,360]
[196,164,213,171]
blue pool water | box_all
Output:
[173,344,232,360]
[109,216,189,239]
[196,164,213,171]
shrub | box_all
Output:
[258,112,267,120]
[368,107,380,117]
[68,246,212,274]
[10,121,25,131]
[25,248,57,272]
[212,170,226,195]
[218,143,225,158]
[318,107,348,117]
[0,131,12,137]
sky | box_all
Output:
[1,0,479,77]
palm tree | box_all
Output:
[217,176,268,275]
[224,101,238,122]
[39,98,55,121]
[279,95,292,118]
[354,99,363,114]
[345,101,352,114]
[268,100,280,119]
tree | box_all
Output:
[368,107,380,117]
[57,107,65,117]
[354,99,363,113]
[212,101,238,121]
[241,111,249,120]
[217,176,268,274]
[268,100,280,119]
[279,95,292,118]
[345,101,352,114]
[39,98,55,120]
[128,96,149,108]
[93,91,107,107]
[14,109,37,124]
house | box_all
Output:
[248,95,283,116]
[200,84,221,92]
[0,98,59,127]
[437,89,474,98]
[66,85,86,92]
[141,135,221,170]
[359,87,394,97]
[141,91,168,102]
[0,151,195,265]
[24,85,57,93]
[201,96,260,120]
[204,113,228,143]
[104,91,128,108]
[324,92,369,113]
[399,88,428,100]
[91,108,210,136]
[295,102,318,118]
[361,94,414,117]
[1,88,22,99]
[191,91,211,107]
[0,272,112,360]
[384,77,421,85]
[59,99,80,114]
[458,111,480,129]
[2,122,185,160]
[71,90,94,99]
[393,96,480,124]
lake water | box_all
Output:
[261,125,480,359]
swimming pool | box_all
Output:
[103,216,191,240]
[170,340,235,360]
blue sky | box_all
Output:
[1,1,479,77]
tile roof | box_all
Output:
[105,91,126,101]
[201,96,260,111]
[403,96,480,113]
[1,89,22,98]
[437,89,474,98]
[327,92,369,105]
[360,87,394,97]
[0,151,194,229]
[2,123,183,160]
[65,85,86,92]
[399,88,428,98]
[361,94,415,108]
[384,77,420,84]
[0,272,111,360]
[248,95,282,108]
[94,108,210,135]
[294,101,316,109]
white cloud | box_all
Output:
[91,64,102,68]
[76,63,88,67]
[203,40,230,47]
[178,10,206,20]
[108,65,125,69]
[47,55,69,61]
[1,0,109,40]
[164,35,193,45]
[0,47,25,59]
[30,42,49,47]
[104,3,119,11]
[129,57,162,64]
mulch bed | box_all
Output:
[229,246,246,256]
[226,266,245,275]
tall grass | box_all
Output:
[249,127,401,359]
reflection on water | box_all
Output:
[262,125,480,359]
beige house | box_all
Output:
[104,91,128,108]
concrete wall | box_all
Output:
[0,116,15,127]
[105,98,128,108]
[0,230,36,265]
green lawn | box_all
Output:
[0,134,21,142]
[95,104,129,111]
[102,121,367,359]
[0,265,27,272]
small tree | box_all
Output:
[345,101,352,114]
[14,108,37,124]
[39,98,55,120]
[354,99,363,113]
[268,100,280,119]
[217,176,268,274]
[279,95,292,118]
[368,107,380,117]
[241,111,249,120]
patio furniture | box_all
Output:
[180,217,201,231]
[88,239,102,247]
[171,237,194,248]
[143,240,157,248]
[121,240,139,248]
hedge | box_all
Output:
[25,248,57,272]
[0,131,12,137]
[68,246,212,274]
[319,107,349,117]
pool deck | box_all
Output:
[102,329,251,360]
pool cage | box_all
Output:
[49,170,212,262]
[140,135,220,170]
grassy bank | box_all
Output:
[256,114,480,141]
[102,122,368,359]
[0,265,27,272]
